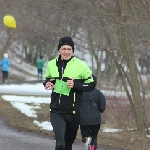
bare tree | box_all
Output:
[86,0,150,136]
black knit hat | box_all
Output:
[58,37,74,52]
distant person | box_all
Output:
[80,75,106,150]
[36,55,44,81]
[0,53,11,83]
[139,55,146,74]
[43,36,96,150]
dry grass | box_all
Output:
[0,97,54,137]
[0,95,150,150]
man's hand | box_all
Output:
[45,79,55,90]
[67,79,74,88]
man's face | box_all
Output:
[59,45,73,60]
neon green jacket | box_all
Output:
[44,56,96,114]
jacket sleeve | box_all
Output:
[43,60,56,87]
[73,75,96,92]
[43,78,50,87]
[73,61,96,92]
[98,91,106,113]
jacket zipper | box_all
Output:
[73,92,76,114]
[59,62,64,105]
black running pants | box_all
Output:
[50,112,80,150]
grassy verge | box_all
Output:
[0,96,149,150]
[0,97,54,137]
